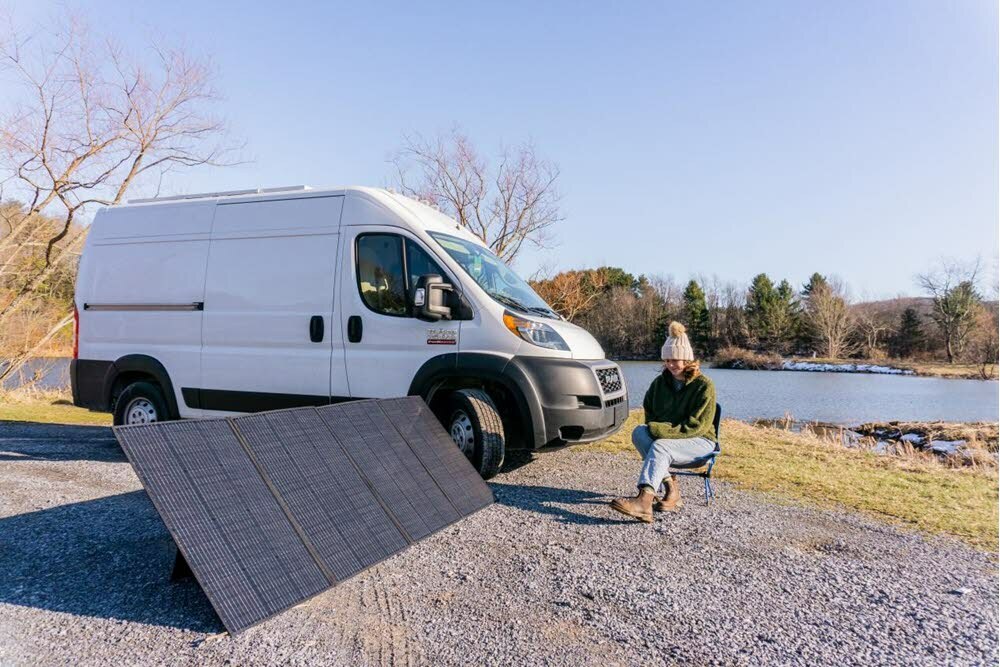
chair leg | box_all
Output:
[703,476,710,505]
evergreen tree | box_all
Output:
[801,272,829,298]
[745,274,797,353]
[892,307,926,358]
[682,279,712,356]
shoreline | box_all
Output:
[613,357,997,381]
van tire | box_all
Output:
[445,389,505,479]
[113,381,171,426]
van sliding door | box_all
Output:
[196,195,349,413]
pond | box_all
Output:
[6,358,998,425]
[619,361,999,424]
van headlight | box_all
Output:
[502,311,570,351]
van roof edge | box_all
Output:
[127,185,313,205]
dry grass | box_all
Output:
[712,346,782,370]
[0,387,110,426]
[855,421,999,454]
[582,410,999,551]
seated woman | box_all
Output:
[610,321,717,523]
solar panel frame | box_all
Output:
[113,396,495,636]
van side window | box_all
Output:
[356,235,407,316]
[405,239,447,291]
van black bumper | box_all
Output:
[502,356,628,449]
[71,358,114,410]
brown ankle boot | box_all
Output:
[610,490,654,523]
[654,475,683,512]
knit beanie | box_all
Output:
[660,321,695,361]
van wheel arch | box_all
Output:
[106,355,179,419]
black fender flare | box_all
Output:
[408,353,547,449]
[105,354,180,418]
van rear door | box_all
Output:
[196,195,348,412]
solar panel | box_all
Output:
[377,397,495,516]
[114,419,329,634]
[113,396,493,635]
[231,408,408,579]
[316,401,459,541]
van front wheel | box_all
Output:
[114,381,170,426]
[446,389,505,479]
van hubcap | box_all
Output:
[450,411,475,457]
[125,398,158,425]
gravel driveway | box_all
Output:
[1,421,997,666]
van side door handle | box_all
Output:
[347,315,362,343]
[309,315,324,343]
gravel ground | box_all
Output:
[1,421,997,667]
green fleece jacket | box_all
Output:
[642,371,717,441]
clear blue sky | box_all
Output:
[10,1,999,298]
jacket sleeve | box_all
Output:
[648,381,716,440]
[642,384,653,425]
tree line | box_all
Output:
[529,263,999,376]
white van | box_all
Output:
[71,186,628,477]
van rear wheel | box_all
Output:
[114,381,170,426]
[445,389,505,479]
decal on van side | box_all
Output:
[426,328,457,345]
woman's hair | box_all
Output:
[664,358,701,380]
[681,359,701,381]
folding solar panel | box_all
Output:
[377,397,496,516]
[113,396,494,635]
[231,408,408,579]
[316,401,459,541]
[114,419,330,634]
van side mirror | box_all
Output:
[413,274,453,321]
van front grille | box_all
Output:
[605,395,625,408]
[596,367,623,395]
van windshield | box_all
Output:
[428,232,558,319]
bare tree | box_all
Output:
[917,259,983,363]
[803,277,854,358]
[391,129,560,264]
[853,304,893,359]
[0,16,237,380]
[965,305,999,379]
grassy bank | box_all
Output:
[583,410,999,551]
[702,348,996,379]
[0,389,111,426]
[788,357,996,380]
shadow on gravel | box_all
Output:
[0,422,125,463]
[498,450,537,474]
[0,490,221,633]
[490,483,635,525]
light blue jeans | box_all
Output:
[631,425,715,493]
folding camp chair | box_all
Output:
[669,403,722,505]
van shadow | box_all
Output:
[489,483,635,526]
[0,422,125,463]
[0,490,220,633]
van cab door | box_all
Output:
[341,227,460,398]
